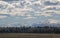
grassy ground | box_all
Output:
[0,33,60,38]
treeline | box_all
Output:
[0,26,60,33]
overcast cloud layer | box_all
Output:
[0,0,60,27]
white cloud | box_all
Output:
[0,0,60,27]
[0,0,60,18]
[0,1,15,8]
[17,13,31,17]
[44,10,60,14]
[57,0,60,1]
[41,13,52,17]
[54,11,60,14]
[34,13,41,16]
[0,16,7,19]
[24,17,36,20]
[48,19,60,24]
[40,11,53,17]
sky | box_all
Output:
[0,0,60,27]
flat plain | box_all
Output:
[0,33,60,38]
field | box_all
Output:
[0,33,60,38]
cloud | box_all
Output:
[0,16,7,19]
[0,0,46,17]
[0,0,60,27]
[24,17,36,20]
[2,0,19,1]
[47,19,60,24]
[0,1,15,8]
[0,0,60,19]
[34,13,41,16]
[43,10,60,14]
[0,1,33,16]
[44,1,59,5]
[41,13,52,17]
[54,11,60,14]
